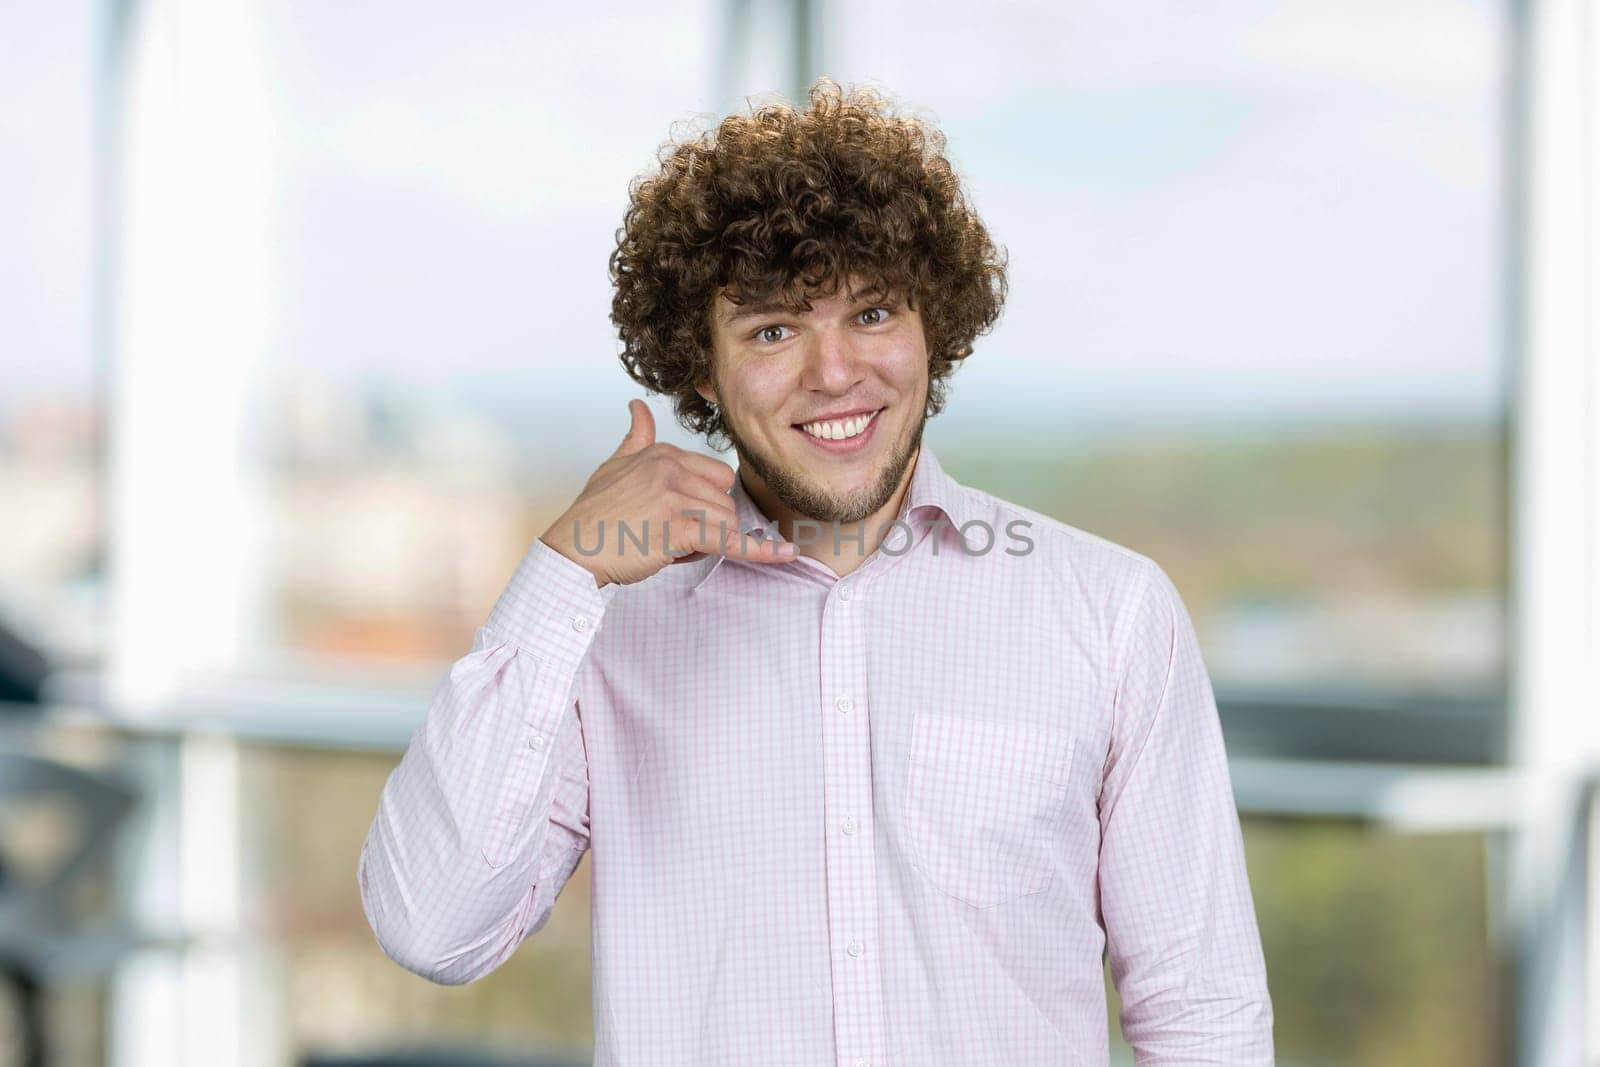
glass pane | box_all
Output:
[1249,818,1504,1064]
[240,743,594,1062]
[825,0,1508,697]
[1105,816,1505,1065]
[0,2,104,674]
[251,0,721,677]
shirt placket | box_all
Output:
[819,570,888,1067]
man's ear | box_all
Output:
[694,380,716,406]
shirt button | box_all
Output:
[839,584,852,601]
[835,697,853,714]
[527,735,545,751]
[854,1060,871,1067]
[572,616,591,633]
[842,816,858,835]
[846,939,863,958]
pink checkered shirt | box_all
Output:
[359,444,1274,1065]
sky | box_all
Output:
[0,0,1508,451]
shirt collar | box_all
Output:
[692,443,978,591]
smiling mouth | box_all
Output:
[794,407,885,442]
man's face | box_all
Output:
[697,277,930,525]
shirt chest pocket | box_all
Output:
[902,711,1076,909]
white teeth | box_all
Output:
[801,409,877,441]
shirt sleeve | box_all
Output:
[357,536,609,986]
[1097,560,1275,1064]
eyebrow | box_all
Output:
[719,291,902,328]
[721,300,797,327]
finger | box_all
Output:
[612,399,655,458]
[722,533,798,563]
[668,531,796,565]
[657,497,770,563]
[669,450,738,491]
[667,534,795,565]
[673,506,793,563]
[666,496,742,552]
[673,465,739,504]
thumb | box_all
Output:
[614,398,655,457]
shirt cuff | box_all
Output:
[485,537,610,677]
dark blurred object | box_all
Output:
[0,753,142,1066]
[303,1050,588,1067]
[0,614,49,708]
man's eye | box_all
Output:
[859,307,892,326]
[755,325,791,344]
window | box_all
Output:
[78,1,1566,1064]
[829,0,1509,725]
[252,1,723,678]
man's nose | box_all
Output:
[803,328,865,393]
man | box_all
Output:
[358,78,1274,1065]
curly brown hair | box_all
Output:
[608,77,1008,450]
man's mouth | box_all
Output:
[793,407,884,452]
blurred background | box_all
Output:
[0,0,1596,1064]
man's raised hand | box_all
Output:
[538,399,796,587]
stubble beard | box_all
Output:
[725,400,929,527]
